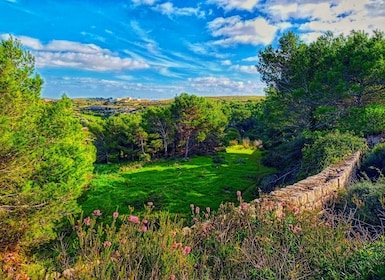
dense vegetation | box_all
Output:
[1,30,385,279]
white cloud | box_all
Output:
[242,55,259,62]
[131,0,157,6]
[35,52,149,71]
[188,76,264,95]
[221,59,232,65]
[261,0,384,42]
[44,76,185,99]
[2,34,150,72]
[208,0,259,11]
[208,16,278,46]
[154,2,201,17]
[230,64,258,74]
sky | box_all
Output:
[1,0,384,100]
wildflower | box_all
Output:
[241,202,248,212]
[172,242,183,249]
[205,213,209,219]
[294,225,302,233]
[77,231,83,238]
[236,190,242,201]
[121,238,127,244]
[128,215,140,224]
[112,212,119,219]
[142,219,148,224]
[182,246,192,255]
[206,207,211,214]
[182,227,191,236]
[147,201,154,207]
[195,206,200,214]
[170,275,176,280]
[190,204,194,211]
[103,241,112,248]
[83,217,91,226]
[141,225,148,232]
[92,209,102,216]
[171,231,177,238]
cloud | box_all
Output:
[208,0,259,11]
[153,2,202,17]
[3,34,149,72]
[188,76,264,94]
[131,0,157,6]
[207,16,278,46]
[44,76,185,99]
[221,59,232,65]
[260,0,384,42]
[230,64,258,74]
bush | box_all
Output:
[339,179,385,225]
[299,130,367,179]
[360,143,385,180]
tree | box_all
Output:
[143,105,174,157]
[256,30,385,185]
[171,93,227,158]
[0,37,95,250]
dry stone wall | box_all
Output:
[263,152,361,213]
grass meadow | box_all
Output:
[78,146,275,219]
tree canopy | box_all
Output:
[0,37,95,250]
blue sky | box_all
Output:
[1,0,384,100]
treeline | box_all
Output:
[82,93,262,163]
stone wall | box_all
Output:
[263,151,361,213]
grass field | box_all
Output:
[78,146,274,218]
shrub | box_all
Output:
[360,143,385,180]
[299,130,367,179]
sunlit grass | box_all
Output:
[78,146,275,218]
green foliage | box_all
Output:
[0,38,95,251]
[300,131,367,178]
[339,179,385,225]
[361,143,385,179]
[340,105,385,135]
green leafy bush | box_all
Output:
[361,143,385,180]
[299,130,367,178]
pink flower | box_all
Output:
[195,207,200,214]
[142,219,148,224]
[103,241,112,248]
[206,207,211,214]
[121,238,127,244]
[170,275,176,280]
[83,217,91,226]
[147,201,154,207]
[171,242,182,249]
[92,209,102,216]
[190,204,194,210]
[112,212,119,219]
[128,215,140,224]
[141,225,148,232]
[241,202,248,211]
[77,231,83,238]
[236,190,241,197]
[182,246,192,255]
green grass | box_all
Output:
[78,146,274,218]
